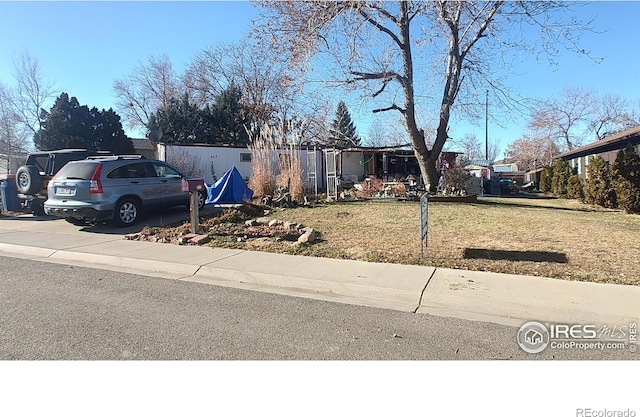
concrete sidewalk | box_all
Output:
[0,216,638,328]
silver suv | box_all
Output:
[44,156,206,227]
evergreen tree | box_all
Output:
[613,144,640,214]
[35,93,133,152]
[539,166,553,193]
[89,108,134,154]
[566,174,584,201]
[551,159,572,197]
[148,93,208,144]
[211,83,252,146]
[328,101,359,149]
[584,156,617,208]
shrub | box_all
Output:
[247,122,306,203]
[276,145,305,203]
[566,175,584,201]
[247,124,278,199]
[613,144,640,214]
[443,162,472,195]
[539,166,552,193]
[551,159,572,197]
[583,156,617,208]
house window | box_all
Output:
[240,153,252,162]
[584,156,590,179]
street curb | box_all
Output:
[187,264,423,312]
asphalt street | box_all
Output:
[0,255,634,360]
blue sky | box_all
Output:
[1,1,639,156]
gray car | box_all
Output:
[44,156,206,227]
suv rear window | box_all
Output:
[53,162,100,180]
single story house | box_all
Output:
[156,142,325,191]
[556,125,640,179]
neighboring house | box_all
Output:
[131,138,157,159]
[556,125,640,179]
[491,159,525,185]
[524,167,545,187]
[465,164,492,179]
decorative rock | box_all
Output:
[297,229,316,244]
[256,217,270,225]
[189,234,210,245]
[296,224,305,230]
[268,219,281,227]
[245,219,258,226]
[283,221,294,229]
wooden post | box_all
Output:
[190,192,200,234]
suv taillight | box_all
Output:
[90,164,103,194]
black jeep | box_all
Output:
[15,149,112,215]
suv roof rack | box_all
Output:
[85,155,146,160]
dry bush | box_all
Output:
[165,147,205,178]
[248,122,306,203]
[277,144,304,202]
[247,124,277,198]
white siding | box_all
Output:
[157,144,324,187]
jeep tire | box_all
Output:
[16,165,42,195]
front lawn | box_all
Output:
[259,195,640,286]
[133,194,640,286]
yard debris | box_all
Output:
[127,206,319,249]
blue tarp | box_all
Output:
[205,166,254,204]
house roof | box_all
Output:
[556,125,640,160]
[131,138,155,151]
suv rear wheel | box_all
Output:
[16,165,42,194]
[113,197,140,227]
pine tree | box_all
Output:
[35,93,133,152]
[584,156,617,208]
[328,101,359,149]
[613,144,640,214]
[539,166,552,193]
[551,159,572,197]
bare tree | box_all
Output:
[184,40,301,126]
[113,54,181,133]
[590,93,640,140]
[11,51,57,147]
[254,1,595,191]
[0,82,30,172]
[506,133,561,170]
[451,133,500,163]
[528,87,596,151]
[164,146,205,178]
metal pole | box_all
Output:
[485,89,489,161]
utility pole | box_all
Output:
[485,89,489,161]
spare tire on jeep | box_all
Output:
[16,165,42,195]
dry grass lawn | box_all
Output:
[75,193,639,286]
[259,196,640,286]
